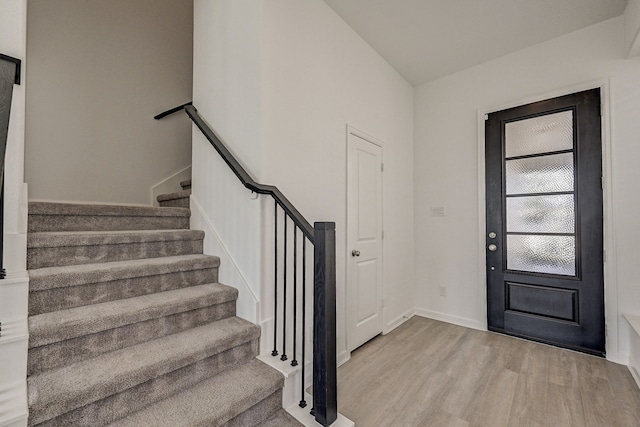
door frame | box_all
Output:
[476,79,621,362]
[346,125,384,353]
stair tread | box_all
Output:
[258,409,304,427]
[179,179,191,188]
[29,283,238,347]
[107,359,283,427]
[157,189,191,202]
[28,229,204,248]
[28,201,189,217]
[29,254,220,291]
[28,317,260,423]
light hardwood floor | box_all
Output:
[337,317,640,427]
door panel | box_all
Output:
[486,89,604,355]
[347,131,383,351]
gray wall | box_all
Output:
[26,0,193,205]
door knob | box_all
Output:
[351,250,360,257]
[488,244,498,252]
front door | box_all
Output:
[485,89,605,356]
[347,129,383,351]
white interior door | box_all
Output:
[347,129,383,351]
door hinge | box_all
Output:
[603,249,607,262]
[381,162,384,172]
[484,114,489,121]
[381,230,385,240]
[600,104,603,117]
[601,176,604,190]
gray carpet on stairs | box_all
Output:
[28,202,190,232]
[26,199,298,426]
[28,254,220,315]
[157,189,191,208]
[27,229,205,269]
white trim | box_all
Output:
[476,79,619,360]
[629,364,640,390]
[347,126,384,149]
[190,196,260,323]
[338,349,350,367]
[415,308,483,331]
[384,307,415,335]
[286,393,354,427]
[624,313,640,387]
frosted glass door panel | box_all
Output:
[505,110,573,157]
[506,195,575,233]
[506,153,574,195]
[507,235,576,276]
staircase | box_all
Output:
[25,182,302,426]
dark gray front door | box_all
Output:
[485,88,605,356]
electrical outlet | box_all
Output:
[439,286,447,297]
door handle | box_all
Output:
[351,250,361,257]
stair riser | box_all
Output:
[27,240,204,269]
[29,215,190,232]
[28,301,237,375]
[224,390,283,427]
[159,198,189,208]
[31,340,259,427]
[29,267,218,315]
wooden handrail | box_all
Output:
[183,105,315,241]
[153,101,192,120]
[156,101,337,425]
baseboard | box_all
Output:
[338,350,350,367]
[415,308,483,331]
[629,361,640,390]
[286,393,354,427]
[0,412,27,427]
[384,308,415,335]
[624,313,640,390]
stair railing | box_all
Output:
[155,103,338,426]
[0,53,22,280]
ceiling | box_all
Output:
[323,0,629,86]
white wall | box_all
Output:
[0,0,29,424]
[25,0,193,205]
[414,16,640,363]
[260,0,415,363]
[192,0,264,323]
[192,0,415,364]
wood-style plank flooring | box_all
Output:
[337,317,640,427]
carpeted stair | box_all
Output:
[157,179,191,208]
[26,194,302,426]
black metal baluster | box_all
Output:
[272,201,278,357]
[281,215,288,361]
[291,226,298,367]
[299,238,307,408]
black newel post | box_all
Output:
[313,222,337,426]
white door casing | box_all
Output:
[347,127,383,352]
